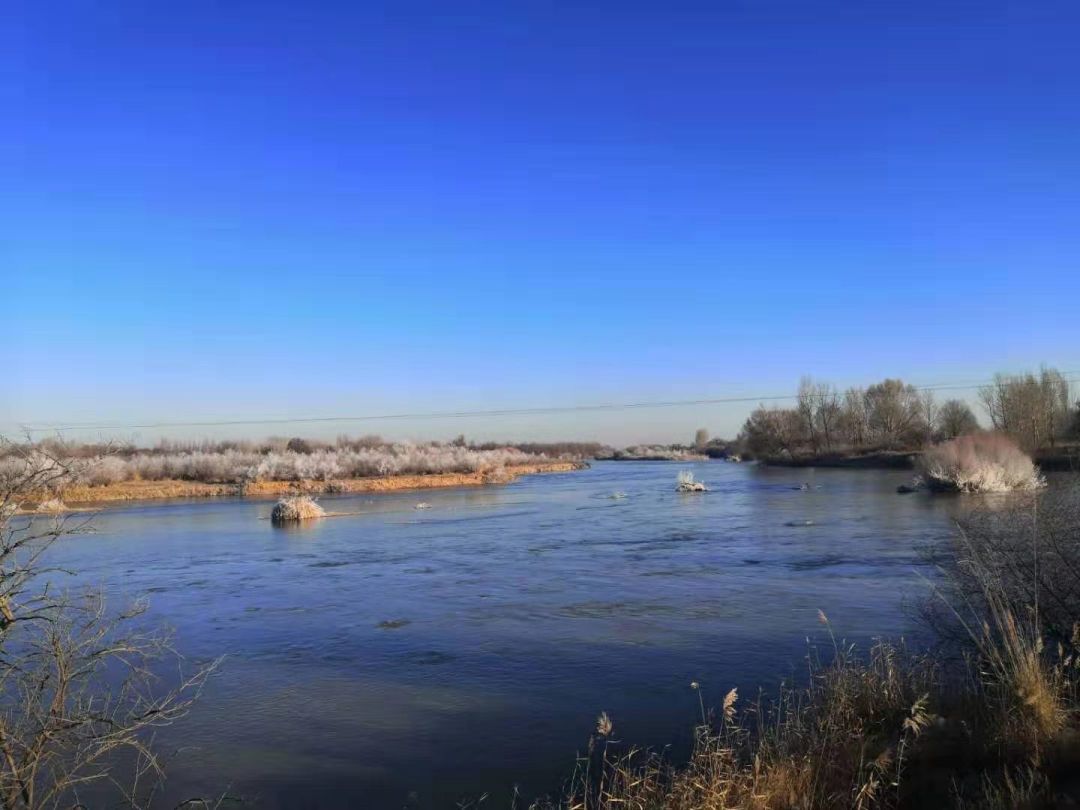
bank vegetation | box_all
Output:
[0,444,217,808]
[0,436,594,504]
[735,367,1077,468]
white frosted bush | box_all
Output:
[620,445,705,460]
[83,456,128,486]
[919,433,1045,493]
[32,442,545,486]
[676,469,707,492]
[129,453,167,480]
[0,452,72,490]
[0,456,27,489]
[270,495,325,523]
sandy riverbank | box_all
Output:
[27,461,586,508]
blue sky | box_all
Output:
[4,0,1078,444]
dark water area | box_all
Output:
[48,461,968,808]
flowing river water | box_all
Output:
[49,460,969,808]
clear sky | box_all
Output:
[4,0,1079,445]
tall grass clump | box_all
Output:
[919,433,1045,493]
[270,495,325,524]
[537,617,1079,809]
[930,511,1074,759]
[535,630,941,810]
[970,584,1067,756]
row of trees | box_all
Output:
[9,435,610,465]
[978,367,1073,451]
[737,367,1076,459]
[740,376,980,457]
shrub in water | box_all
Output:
[919,433,1045,493]
[676,470,707,492]
[270,495,326,524]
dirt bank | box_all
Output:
[761,448,1080,472]
[1034,448,1080,471]
[48,461,587,506]
[759,451,919,469]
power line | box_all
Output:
[10,372,1080,435]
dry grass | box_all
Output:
[977,594,1068,755]
[940,523,1072,761]
[536,631,1078,808]
[270,495,326,524]
[535,631,941,810]
[919,433,1045,493]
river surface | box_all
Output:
[50,461,965,808]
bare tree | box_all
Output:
[864,379,922,449]
[693,428,709,451]
[979,367,1072,451]
[839,387,869,449]
[936,399,980,441]
[741,376,984,456]
[796,377,820,453]
[1040,368,1071,447]
[919,390,938,445]
[739,407,803,457]
[810,382,841,452]
[0,442,216,809]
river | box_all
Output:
[49,460,965,808]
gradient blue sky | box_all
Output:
[4,0,1078,445]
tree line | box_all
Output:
[737,367,1076,459]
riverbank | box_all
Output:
[759,450,919,469]
[42,461,586,506]
[1035,446,1080,471]
[597,454,707,462]
[758,446,1080,472]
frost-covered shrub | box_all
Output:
[270,495,325,523]
[919,433,1045,493]
[0,456,27,490]
[676,469,707,492]
[0,453,56,493]
[55,442,544,485]
[128,453,168,481]
[255,450,343,482]
[83,456,128,486]
[615,445,706,461]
